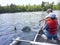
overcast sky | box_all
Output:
[0,0,60,6]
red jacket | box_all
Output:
[47,19,58,34]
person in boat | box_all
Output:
[43,9,57,25]
[42,9,59,42]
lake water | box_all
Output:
[0,10,60,45]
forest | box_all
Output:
[0,1,60,13]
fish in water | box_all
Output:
[22,26,31,32]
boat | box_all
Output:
[9,27,60,45]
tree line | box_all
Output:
[0,1,60,13]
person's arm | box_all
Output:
[43,22,49,30]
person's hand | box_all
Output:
[39,20,43,22]
[39,19,45,22]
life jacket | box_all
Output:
[46,19,58,34]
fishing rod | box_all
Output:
[31,18,45,30]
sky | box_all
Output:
[0,0,60,6]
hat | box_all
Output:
[47,8,52,12]
[49,13,56,18]
[45,13,56,19]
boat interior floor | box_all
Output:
[35,29,60,44]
